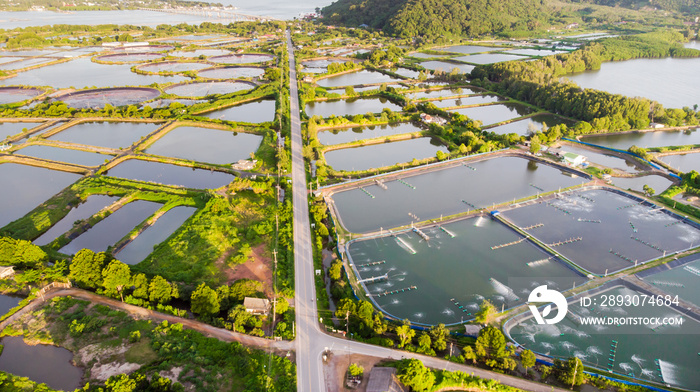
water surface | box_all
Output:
[59,199,161,254]
[305,97,402,118]
[318,122,422,145]
[145,126,262,164]
[0,336,83,391]
[324,137,447,172]
[450,103,533,125]
[659,152,700,173]
[164,81,253,97]
[0,163,81,228]
[316,70,400,87]
[199,99,276,123]
[582,129,700,150]
[484,114,573,136]
[418,60,474,74]
[114,206,196,265]
[198,66,264,79]
[14,145,111,166]
[34,194,119,246]
[105,159,235,189]
[0,121,43,140]
[47,122,158,149]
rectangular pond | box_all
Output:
[34,194,119,246]
[429,94,503,108]
[484,114,574,136]
[347,216,585,325]
[0,294,21,317]
[450,103,533,126]
[59,199,162,255]
[330,155,585,233]
[434,45,501,54]
[404,87,481,100]
[200,99,276,123]
[500,188,700,275]
[114,205,196,265]
[316,70,400,88]
[581,129,700,150]
[47,122,159,149]
[559,143,645,173]
[507,285,700,391]
[14,145,112,167]
[418,61,475,74]
[0,163,82,229]
[0,122,43,140]
[324,137,447,172]
[637,254,700,307]
[659,152,700,173]
[145,126,262,164]
[611,174,675,194]
[454,53,527,64]
[318,122,423,145]
[105,159,236,189]
[0,57,187,89]
[305,97,403,118]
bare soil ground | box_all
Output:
[324,353,388,392]
[226,244,273,295]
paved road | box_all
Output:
[285,30,570,392]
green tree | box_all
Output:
[559,357,585,388]
[191,283,220,316]
[149,275,173,304]
[429,323,448,352]
[395,319,415,348]
[131,273,148,300]
[475,299,497,324]
[275,297,289,314]
[643,184,656,197]
[417,332,434,355]
[348,363,364,377]
[102,260,132,301]
[12,239,48,268]
[396,358,435,392]
[520,349,536,374]
[0,237,15,265]
[328,260,343,281]
[462,345,477,364]
[475,326,508,362]
[229,279,263,302]
[69,249,106,290]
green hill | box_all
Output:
[321,0,551,40]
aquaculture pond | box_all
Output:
[454,53,526,64]
[611,174,675,194]
[164,81,254,97]
[435,45,500,54]
[318,122,423,145]
[659,152,700,173]
[199,99,276,123]
[145,126,262,164]
[582,128,700,150]
[418,61,475,74]
[105,159,235,189]
[450,103,533,126]
[501,188,698,275]
[34,194,119,246]
[47,122,159,149]
[484,114,573,136]
[0,336,83,391]
[0,87,43,105]
[0,57,187,88]
[639,256,700,307]
[324,137,447,172]
[429,94,503,108]
[559,144,646,173]
[316,70,400,88]
[59,200,162,255]
[14,145,112,167]
[305,97,403,118]
[0,163,81,228]
[197,66,264,79]
[114,205,196,265]
[0,294,20,316]
[209,53,274,64]
[55,87,160,109]
[0,57,56,70]
[169,49,230,57]
[329,155,584,233]
[391,68,420,79]
[568,57,700,109]
[405,87,481,100]
[508,285,700,391]
[96,52,165,62]
[347,216,585,325]
[0,121,43,140]
[504,48,569,56]
[136,61,211,73]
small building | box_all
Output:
[243,297,271,315]
[0,266,15,279]
[366,367,405,392]
[649,122,665,129]
[561,152,586,167]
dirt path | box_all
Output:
[1,287,293,353]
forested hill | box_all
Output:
[561,0,700,13]
[321,0,550,40]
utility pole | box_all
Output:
[571,359,579,390]
[346,311,350,338]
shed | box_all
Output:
[0,266,14,279]
[366,367,405,392]
[562,152,586,166]
[243,297,271,315]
